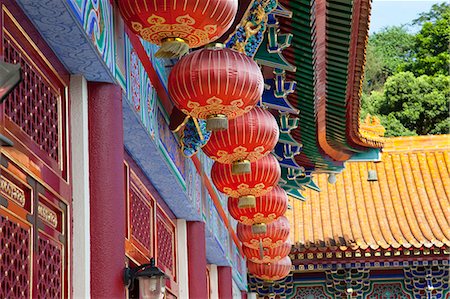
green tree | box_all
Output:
[405,2,450,76]
[412,2,449,26]
[363,26,414,93]
[361,89,417,137]
[375,72,449,136]
[361,3,449,136]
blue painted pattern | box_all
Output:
[67,0,115,74]
[16,0,114,82]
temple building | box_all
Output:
[0,0,447,298]
[250,135,450,298]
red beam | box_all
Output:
[345,0,383,150]
[125,27,173,114]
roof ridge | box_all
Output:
[383,135,450,152]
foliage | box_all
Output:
[405,3,450,76]
[363,26,414,93]
[361,2,449,136]
[380,72,449,136]
[412,2,449,26]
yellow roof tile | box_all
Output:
[291,135,450,251]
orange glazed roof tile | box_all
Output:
[286,135,450,252]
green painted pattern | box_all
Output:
[285,278,416,299]
[325,0,364,153]
[281,0,378,173]
[286,0,342,171]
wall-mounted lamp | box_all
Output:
[124,258,167,299]
[0,60,22,148]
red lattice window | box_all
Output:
[125,158,178,296]
[0,3,69,299]
[36,233,62,299]
[3,34,60,162]
[0,214,30,299]
[130,187,152,251]
[156,214,174,274]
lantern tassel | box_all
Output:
[252,223,267,234]
[206,114,228,131]
[238,195,256,209]
[232,160,251,174]
[155,38,190,59]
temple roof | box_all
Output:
[286,135,450,252]
[278,0,383,172]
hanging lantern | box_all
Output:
[228,186,287,224]
[243,241,291,264]
[168,46,264,130]
[118,0,238,58]
[202,107,279,174]
[247,257,292,281]
[236,216,290,249]
[211,155,281,208]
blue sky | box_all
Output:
[369,0,447,34]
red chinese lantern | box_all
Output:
[237,216,290,249]
[247,257,292,281]
[211,155,281,208]
[243,241,291,264]
[118,0,238,58]
[168,46,264,130]
[228,186,287,224]
[202,107,279,173]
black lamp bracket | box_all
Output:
[124,258,167,291]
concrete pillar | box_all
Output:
[208,264,219,299]
[177,219,189,299]
[70,75,91,299]
[88,82,125,298]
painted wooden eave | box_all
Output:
[279,0,384,170]
[279,0,344,172]
[346,0,385,149]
